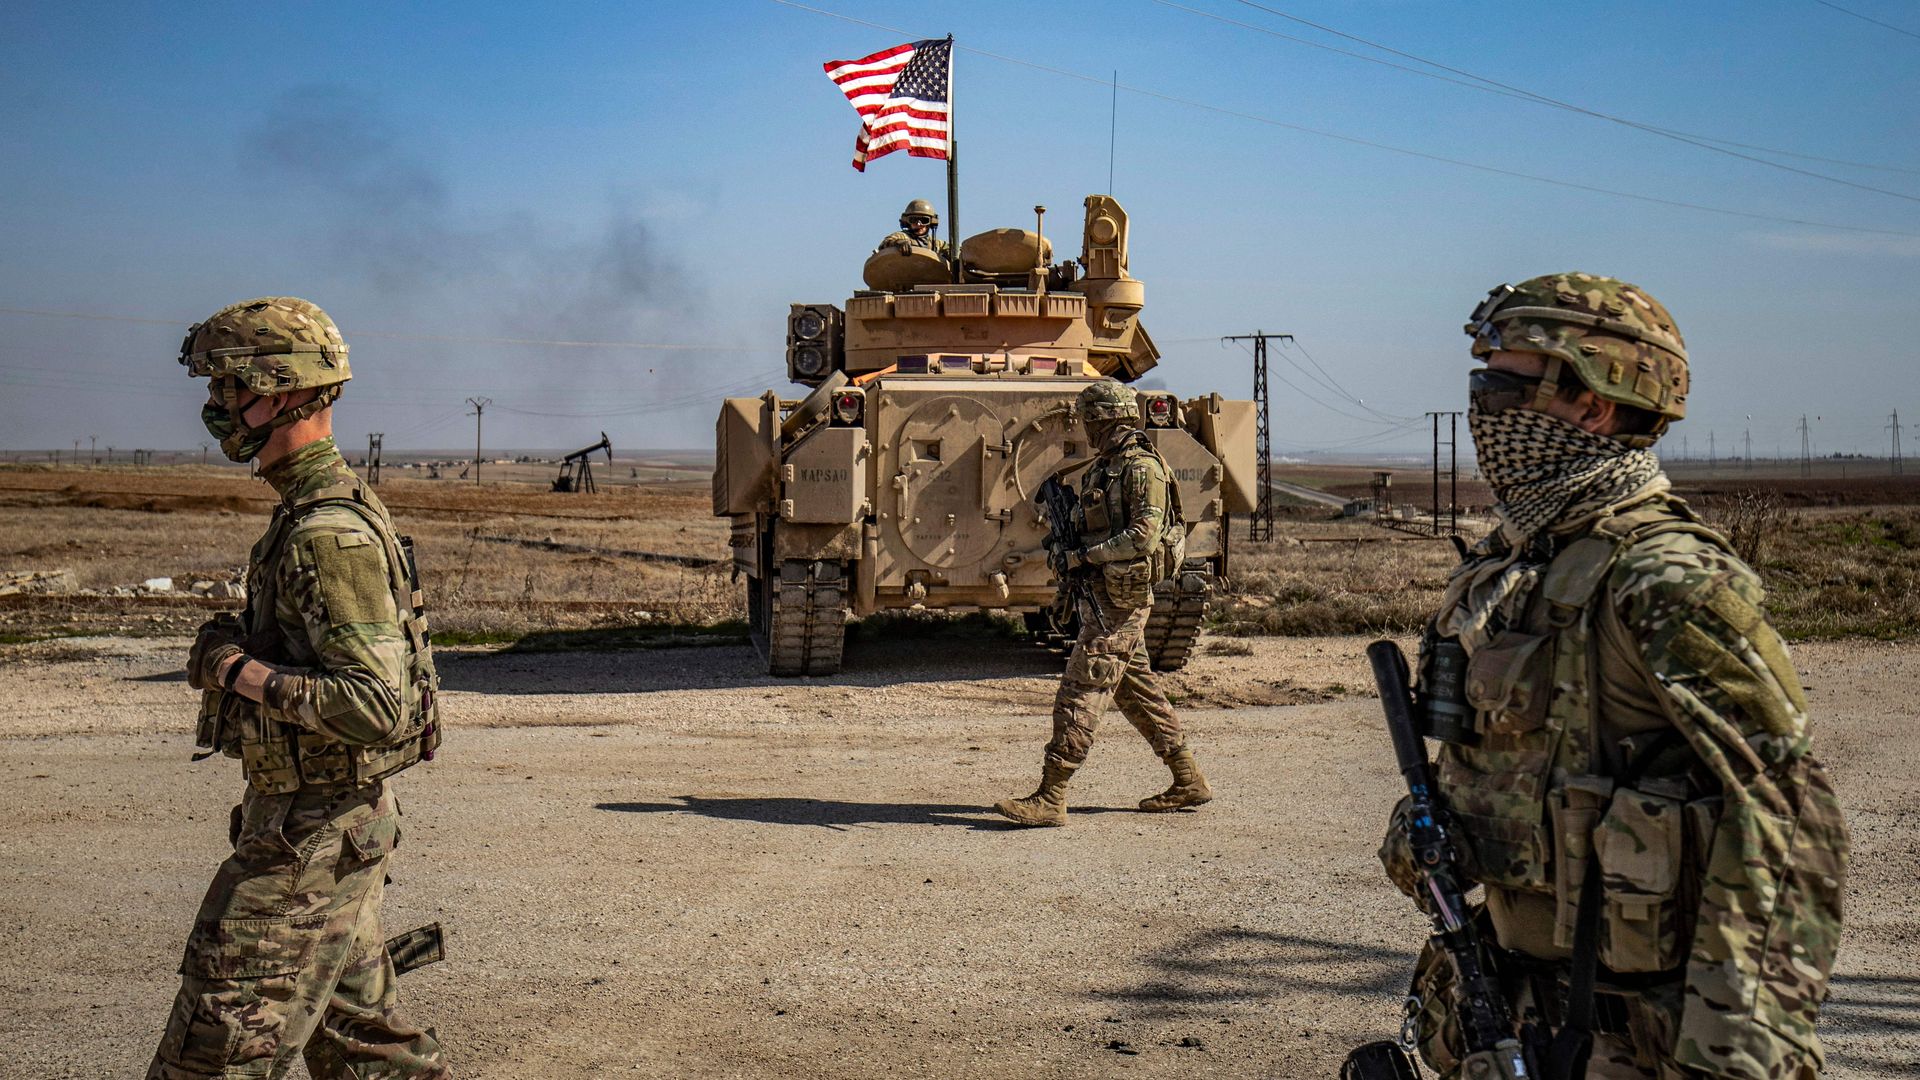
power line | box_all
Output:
[0,305,764,351]
[1189,0,1920,198]
[1224,340,1406,426]
[1277,336,1419,423]
[766,0,1920,238]
[1815,0,1920,41]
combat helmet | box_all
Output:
[900,198,939,228]
[1078,379,1140,422]
[1465,273,1687,445]
[181,297,350,458]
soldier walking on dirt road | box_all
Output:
[995,380,1211,827]
[151,297,448,1079]
[1371,274,1847,1078]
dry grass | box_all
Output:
[5,464,1916,647]
[1213,522,1459,637]
[0,466,739,643]
[1734,507,1920,641]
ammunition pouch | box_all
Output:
[1464,630,1551,736]
[1081,485,1112,534]
[1100,559,1155,610]
[1592,785,1694,973]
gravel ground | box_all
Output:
[0,634,1913,1079]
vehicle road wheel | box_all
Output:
[1144,562,1213,671]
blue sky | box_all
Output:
[1,0,1915,458]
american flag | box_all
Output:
[822,38,952,172]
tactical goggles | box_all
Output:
[904,216,933,227]
[1468,367,1544,414]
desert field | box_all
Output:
[1,460,1916,1078]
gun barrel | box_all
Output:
[1367,640,1433,794]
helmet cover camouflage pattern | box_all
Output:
[900,198,939,227]
[1464,273,1687,424]
[1078,379,1140,422]
[179,297,352,395]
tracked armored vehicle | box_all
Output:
[714,196,1256,676]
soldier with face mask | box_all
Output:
[994,380,1211,827]
[874,198,953,259]
[1376,275,1846,1079]
[151,297,448,1079]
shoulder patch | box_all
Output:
[305,532,394,627]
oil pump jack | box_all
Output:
[553,432,612,493]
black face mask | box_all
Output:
[1468,367,1545,415]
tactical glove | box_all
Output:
[187,614,247,691]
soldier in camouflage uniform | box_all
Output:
[995,380,1211,827]
[1378,275,1846,1078]
[151,297,448,1079]
[874,197,953,259]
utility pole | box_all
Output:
[201,443,209,466]
[367,432,384,485]
[1680,434,1689,463]
[71,439,79,465]
[1889,410,1904,477]
[1798,415,1812,479]
[1744,421,1752,472]
[89,435,97,465]
[1425,411,1461,537]
[1222,331,1292,542]
[1708,430,1716,472]
[465,398,492,485]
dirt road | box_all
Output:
[1,634,1913,1078]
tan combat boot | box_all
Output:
[1140,747,1212,812]
[994,757,1076,827]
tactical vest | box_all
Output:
[1421,499,1727,975]
[1077,435,1186,581]
[200,472,441,793]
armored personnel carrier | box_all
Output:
[713,195,1256,676]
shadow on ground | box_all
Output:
[1824,973,1920,1075]
[595,794,1134,831]
[1099,936,1920,1072]
[440,622,1061,696]
[1097,927,1417,1014]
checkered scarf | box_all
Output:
[1438,406,1669,651]
[1469,405,1665,544]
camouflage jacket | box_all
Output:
[1076,431,1173,567]
[1406,493,1847,1076]
[875,230,952,258]
[249,438,413,744]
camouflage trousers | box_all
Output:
[149,780,447,1079]
[1407,927,1819,1080]
[1046,587,1183,766]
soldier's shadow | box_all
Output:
[1095,927,1417,1014]
[595,794,1134,832]
[1823,973,1920,1073]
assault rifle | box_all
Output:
[1036,474,1107,634]
[1343,640,1538,1080]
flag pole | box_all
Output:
[944,34,960,283]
